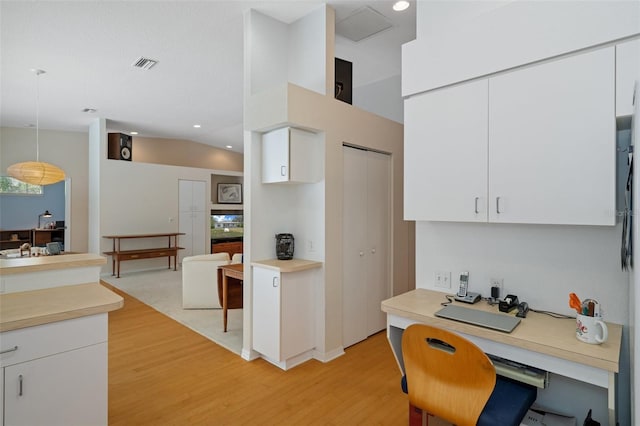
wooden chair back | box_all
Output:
[401,324,496,426]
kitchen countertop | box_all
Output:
[251,258,322,273]
[0,282,123,332]
[0,252,106,275]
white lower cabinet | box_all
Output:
[252,263,316,370]
[0,315,108,426]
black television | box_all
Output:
[211,211,243,242]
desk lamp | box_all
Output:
[38,210,52,229]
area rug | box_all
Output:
[101,269,242,355]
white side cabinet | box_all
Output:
[404,46,616,226]
[252,260,320,370]
[0,314,108,426]
[262,127,321,183]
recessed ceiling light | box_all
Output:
[226,145,233,149]
[130,131,139,135]
[193,124,201,128]
[82,108,97,113]
[393,1,410,11]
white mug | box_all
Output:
[576,314,608,344]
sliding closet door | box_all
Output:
[342,146,391,348]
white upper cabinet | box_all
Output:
[488,47,615,225]
[616,39,640,118]
[262,127,321,184]
[405,47,616,226]
[404,80,489,222]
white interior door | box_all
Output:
[365,150,391,336]
[179,180,206,263]
[342,146,391,348]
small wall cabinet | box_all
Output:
[262,127,321,184]
[0,230,31,250]
[252,259,321,370]
[405,46,616,226]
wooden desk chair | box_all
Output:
[401,324,536,426]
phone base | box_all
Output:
[454,292,481,304]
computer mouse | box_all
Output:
[516,302,529,318]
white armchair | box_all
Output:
[182,252,230,309]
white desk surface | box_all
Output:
[381,289,621,373]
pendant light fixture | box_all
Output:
[7,69,65,185]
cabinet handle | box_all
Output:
[371,248,376,254]
[474,197,479,214]
[19,374,23,396]
[0,345,18,355]
[359,251,364,257]
[280,165,287,177]
[496,197,501,214]
[272,277,279,287]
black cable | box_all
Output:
[529,308,574,319]
[441,294,455,306]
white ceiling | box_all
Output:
[0,1,415,153]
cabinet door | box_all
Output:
[616,39,640,118]
[262,128,290,183]
[489,47,615,225]
[252,267,281,360]
[4,343,107,426]
[404,79,489,221]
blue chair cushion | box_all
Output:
[401,375,536,426]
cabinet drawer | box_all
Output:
[0,314,107,367]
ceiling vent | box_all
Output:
[131,57,158,70]
[335,6,393,42]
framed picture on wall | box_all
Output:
[217,183,242,204]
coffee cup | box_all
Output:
[576,314,608,344]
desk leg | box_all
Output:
[608,372,615,426]
[111,257,115,276]
[222,273,228,332]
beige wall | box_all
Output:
[132,136,243,171]
[1,127,90,252]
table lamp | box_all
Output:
[38,210,52,229]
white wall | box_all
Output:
[353,75,403,123]
[288,5,327,96]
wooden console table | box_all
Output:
[102,233,184,278]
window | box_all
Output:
[0,176,43,195]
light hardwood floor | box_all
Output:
[105,283,407,425]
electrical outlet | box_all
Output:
[490,278,503,298]
[435,271,451,289]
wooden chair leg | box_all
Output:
[409,403,425,426]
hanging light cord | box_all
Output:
[34,69,45,162]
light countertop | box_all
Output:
[0,282,123,332]
[252,258,322,273]
[0,253,106,275]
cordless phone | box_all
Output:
[454,272,480,304]
[457,272,469,297]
